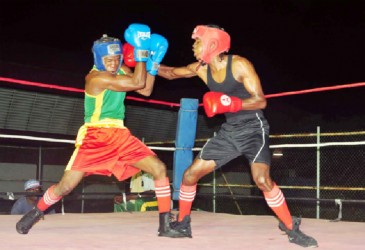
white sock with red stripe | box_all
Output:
[263,183,293,230]
[178,184,197,222]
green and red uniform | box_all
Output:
[66,67,155,181]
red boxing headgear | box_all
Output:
[192,25,231,64]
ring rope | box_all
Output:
[1,134,365,149]
[1,76,364,106]
[198,183,365,191]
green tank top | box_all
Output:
[84,67,127,123]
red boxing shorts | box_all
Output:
[66,126,156,181]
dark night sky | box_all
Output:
[1,0,364,131]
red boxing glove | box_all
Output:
[122,43,136,68]
[203,92,243,117]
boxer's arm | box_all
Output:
[158,62,200,80]
[134,73,155,96]
[233,55,267,110]
[122,44,155,97]
[133,34,169,96]
[85,69,146,95]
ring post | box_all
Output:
[172,98,199,200]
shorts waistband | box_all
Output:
[84,119,125,129]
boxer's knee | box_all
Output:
[183,159,215,185]
[251,163,273,192]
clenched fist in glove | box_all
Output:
[122,43,136,68]
[147,33,168,76]
[203,92,242,117]
[124,23,151,62]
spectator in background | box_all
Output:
[11,179,55,215]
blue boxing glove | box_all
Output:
[124,23,151,62]
[147,34,169,76]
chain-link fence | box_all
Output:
[193,128,365,222]
[1,128,364,221]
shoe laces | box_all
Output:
[291,217,302,231]
[167,212,177,223]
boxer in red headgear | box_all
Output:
[157,24,318,248]
[191,25,230,65]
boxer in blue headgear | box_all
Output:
[15,25,183,239]
[92,34,123,72]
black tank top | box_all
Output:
[207,55,264,123]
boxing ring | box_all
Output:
[1,78,365,249]
[1,211,365,249]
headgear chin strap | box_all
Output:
[192,25,231,64]
[92,34,123,71]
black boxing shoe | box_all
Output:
[171,215,192,238]
[279,216,318,248]
[16,207,44,234]
[158,212,188,238]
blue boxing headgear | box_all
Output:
[92,34,123,71]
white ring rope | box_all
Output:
[0,134,75,144]
[270,141,365,148]
[1,134,365,150]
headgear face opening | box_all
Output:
[192,25,231,64]
[92,34,123,71]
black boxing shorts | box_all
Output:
[198,113,271,169]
